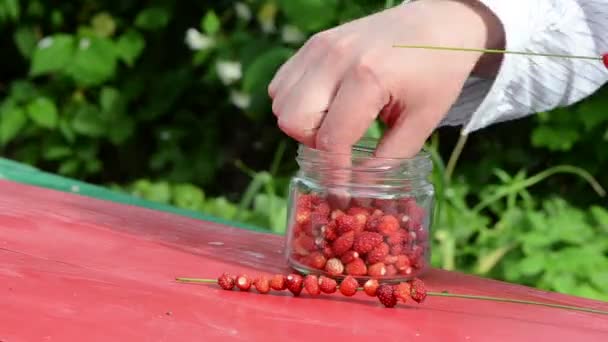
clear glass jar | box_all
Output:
[284,138,434,283]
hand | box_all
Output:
[269,0,504,159]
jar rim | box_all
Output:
[298,137,431,162]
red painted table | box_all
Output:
[1,179,607,341]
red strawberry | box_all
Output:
[325,258,345,276]
[415,227,429,242]
[400,266,414,276]
[384,255,398,265]
[353,232,383,254]
[314,201,331,217]
[386,265,398,276]
[386,230,407,246]
[319,276,337,294]
[270,274,287,291]
[306,251,327,270]
[367,242,389,264]
[236,274,252,291]
[254,276,271,294]
[396,213,411,228]
[310,211,329,231]
[394,282,411,303]
[365,212,382,232]
[336,214,357,234]
[363,279,379,296]
[331,209,345,220]
[297,194,313,209]
[322,246,335,259]
[404,202,425,230]
[321,221,338,241]
[603,54,608,69]
[217,273,235,290]
[395,255,411,272]
[347,207,371,216]
[367,262,387,277]
[378,215,399,236]
[293,234,315,256]
[339,276,359,296]
[296,209,311,226]
[390,243,404,256]
[340,250,359,264]
[304,275,321,296]
[332,230,355,256]
[376,284,397,308]
[351,196,372,208]
[409,278,427,303]
[286,274,304,296]
[345,257,367,276]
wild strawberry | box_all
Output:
[384,255,398,265]
[304,275,321,296]
[217,273,235,290]
[603,54,608,69]
[353,232,383,254]
[363,279,379,296]
[365,213,382,232]
[386,265,398,276]
[339,276,359,296]
[325,258,345,275]
[319,276,337,293]
[286,274,304,296]
[336,214,357,234]
[404,202,425,230]
[322,246,335,259]
[345,258,367,276]
[297,194,314,209]
[347,207,371,216]
[321,221,338,241]
[378,215,399,236]
[396,213,411,229]
[351,196,372,208]
[400,266,414,276]
[270,274,287,291]
[367,243,389,264]
[386,230,407,246]
[415,228,429,242]
[390,243,404,256]
[314,236,327,249]
[310,211,329,230]
[296,209,311,226]
[306,251,327,270]
[367,262,387,277]
[254,276,271,294]
[395,255,411,272]
[396,197,416,210]
[332,230,354,256]
[376,284,397,308]
[340,250,359,264]
[314,201,331,217]
[394,282,411,303]
[408,278,427,303]
[407,244,423,260]
[331,209,345,220]
[236,274,252,291]
[293,234,315,256]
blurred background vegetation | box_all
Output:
[1,0,607,301]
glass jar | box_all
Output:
[284,138,434,283]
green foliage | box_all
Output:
[0,0,606,302]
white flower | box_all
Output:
[38,37,53,49]
[281,25,305,44]
[79,38,90,50]
[234,2,252,21]
[216,60,242,85]
[184,28,214,51]
[230,90,250,109]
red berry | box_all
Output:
[332,230,355,256]
[236,274,252,291]
[254,276,271,294]
[409,278,427,303]
[322,221,338,241]
[404,202,425,230]
[347,206,371,216]
[296,209,311,226]
[395,255,411,272]
[331,209,345,220]
[384,255,398,265]
[270,274,287,291]
[325,258,345,276]
[340,250,359,264]
[322,246,335,259]
[286,274,304,296]
[394,282,411,303]
[365,213,382,232]
[345,257,367,276]
[386,230,406,246]
[368,262,387,277]
[336,214,357,234]
[386,265,398,276]
[314,201,331,216]
[304,275,321,296]
[319,276,337,293]
[217,273,235,290]
[293,234,315,256]
[367,242,390,264]
[396,213,411,229]
[306,251,327,270]
[339,276,359,297]
[390,243,405,256]
[603,54,608,69]
[310,211,329,230]
[363,279,379,296]
[378,215,400,236]
[297,194,313,209]
[353,232,383,254]
[376,284,397,308]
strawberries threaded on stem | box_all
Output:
[409,278,427,303]
[217,273,235,290]
[339,276,359,297]
[363,279,379,296]
[254,276,271,294]
[319,276,338,294]
[394,282,411,303]
[286,274,304,296]
[377,284,397,308]
[304,275,321,296]
[236,274,252,291]
[270,274,287,291]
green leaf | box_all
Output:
[71,104,106,137]
[201,10,220,35]
[172,183,205,210]
[9,80,37,103]
[116,29,145,66]
[0,0,19,22]
[135,7,170,31]
[30,34,75,76]
[58,159,80,175]
[516,253,545,276]
[91,12,116,37]
[0,104,27,145]
[107,116,134,145]
[26,97,58,129]
[13,26,38,59]
[43,145,72,160]
[100,87,121,113]
[278,0,338,32]
[58,118,76,143]
[65,36,117,86]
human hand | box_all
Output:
[269,0,504,159]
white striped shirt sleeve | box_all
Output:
[439,0,608,134]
